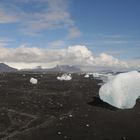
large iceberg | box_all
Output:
[99,71,140,109]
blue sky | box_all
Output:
[72,0,140,59]
[0,0,140,69]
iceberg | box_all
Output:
[99,71,140,109]
[84,72,114,83]
[30,77,38,84]
[84,74,89,78]
[57,74,72,81]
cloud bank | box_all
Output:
[0,45,130,70]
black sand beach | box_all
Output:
[0,73,140,140]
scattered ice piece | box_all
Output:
[92,72,114,83]
[84,72,114,83]
[69,114,73,117]
[59,117,63,120]
[121,136,127,140]
[84,74,89,78]
[92,73,101,78]
[57,74,72,81]
[1,112,5,116]
[99,71,140,109]
[68,73,72,76]
[57,102,63,107]
[86,124,90,127]
[21,101,24,104]
[30,77,38,84]
[57,131,62,135]
[97,83,104,86]
[59,104,63,107]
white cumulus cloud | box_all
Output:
[0,44,129,70]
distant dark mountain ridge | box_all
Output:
[21,65,81,72]
[0,63,17,72]
[48,65,81,72]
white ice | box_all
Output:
[99,71,140,109]
[84,72,114,83]
[30,77,38,84]
[92,73,101,78]
[57,74,72,81]
[84,74,89,78]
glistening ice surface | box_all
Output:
[99,71,140,109]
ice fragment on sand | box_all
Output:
[99,71,140,109]
[30,77,38,84]
[57,74,72,81]
[84,74,89,78]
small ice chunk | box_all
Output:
[92,73,101,78]
[57,131,62,135]
[57,74,72,81]
[99,71,140,109]
[30,77,38,84]
[86,124,90,127]
[92,72,114,83]
[68,73,72,76]
[84,74,89,78]
[69,114,73,117]
[64,136,68,139]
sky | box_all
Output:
[0,0,140,70]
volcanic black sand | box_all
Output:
[0,73,140,140]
